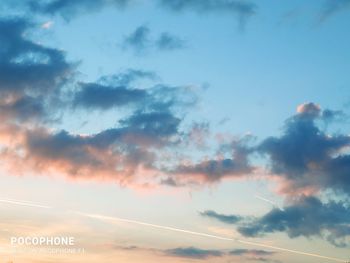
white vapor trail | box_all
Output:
[0,198,347,262]
[255,194,283,210]
[0,198,52,209]
[76,211,347,263]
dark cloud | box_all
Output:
[122,25,151,54]
[19,104,183,177]
[29,0,131,20]
[122,25,186,54]
[258,102,350,195]
[0,83,192,184]
[0,18,74,122]
[156,32,186,51]
[169,138,253,183]
[172,158,252,182]
[164,246,276,261]
[158,0,257,27]
[200,210,241,224]
[73,83,147,110]
[229,249,275,256]
[0,18,73,94]
[320,0,350,22]
[7,0,256,25]
[237,196,350,247]
[164,247,223,259]
[73,69,158,110]
[0,95,46,122]
[229,249,278,262]
[119,111,181,139]
[73,71,196,115]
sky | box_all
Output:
[0,0,350,262]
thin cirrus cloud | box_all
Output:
[164,246,223,259]
[319,0,350,21]
[122,25,186,55]
[112,245,276,261]
[164,246,276,261]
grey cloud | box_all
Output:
[158,0,256,27]
[200,210,242,224]
[73,83,147,110]
[320,0,350,21]
[169,138,253,183]
[164,246,276,261]
[237,196,350,247]
[0,18,74,122]
[29,0,131,20]
[0,18,73,94]
[164,247,223,259]
[258,102,350,195]
[0,95,46,122]
[229,249,275,256]
[122,25,151,54]
[156,32,186,51]
[122,25,186,54]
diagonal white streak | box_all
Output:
[0,198,52,209]
[76,211,233,241]
[236,239,346,262]
[0,199,347,262]
[254,195,283,210]
[76,211,347,263]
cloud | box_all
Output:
[156,32,186,51]
[320,0,350,22]
[29,0,131,20]
[0,105,184,182]
[41,20,54,29]
[0,18,74,122]
[158,0,257,27]
[73,83,148,110]
[168,137,254,184]
[122,25,151,54]
[296,102,321,118]
[237,196,350,247]
[258,102,350,196]
[0,18,196,188]
[229,249,278,262]
[73,69,158,110]
[122,25,186,54]
[0,78,198,187]
[0,95,46,122]
[14,0,256,26]
[200,210,242,224]
[164,247,223,259]
[163,246,276,261]
[229,249,275,256]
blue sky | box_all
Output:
[0,1,350,263]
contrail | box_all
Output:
[236,239,346,263]
[255,195,283,210]
[0,198,52,209]
[76,211,347,263]
[1,199,347,262]
[76,211,233,241]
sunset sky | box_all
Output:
[0,1,350,262]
